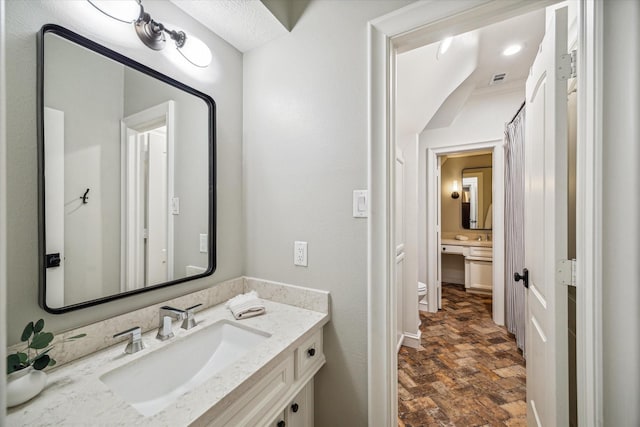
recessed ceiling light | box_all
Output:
[439,37,453,56]
[503,44,523,56]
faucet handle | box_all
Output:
[181,304,203,330]
[160,305,186,316]
[113,326,145,354]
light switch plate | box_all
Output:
[171,197,180,215]
[294,241,308,267]
[353,190,368,218]
[199,234,208,253]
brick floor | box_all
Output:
[398,284,526,427]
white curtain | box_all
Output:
[504,106,526,353]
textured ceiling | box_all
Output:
[169,0,290,52]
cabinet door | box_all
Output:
[288,379,314,427]
[266,410,287,427]
[467,259,492,292]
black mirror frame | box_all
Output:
[37,24,216,314]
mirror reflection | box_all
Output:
[461,167,492,230]
[40,26,215,312]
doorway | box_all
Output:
[121,101,175,292]
[368,1,598,425]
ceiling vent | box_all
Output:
[490,73,507,85]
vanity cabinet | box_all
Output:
[267,380,314,427]
[203,329,324,427]
[465,247,493,293]
[441,242,493,293]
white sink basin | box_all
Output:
[100,320,270,417]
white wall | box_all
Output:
[0,0,7,417]
[243,1,411,424]
[5,0,243,344]
[418,88,523,284]
[602,1,640,425]
[45,34,124,305]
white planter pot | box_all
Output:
[6,367,48,408]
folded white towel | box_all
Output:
[226,291,266,320]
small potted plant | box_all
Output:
[6,319,85,407]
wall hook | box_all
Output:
[80,188,90,204]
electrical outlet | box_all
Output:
[294,241,308,267]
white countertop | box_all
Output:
[8,299,329,426]
[441,238,493,248]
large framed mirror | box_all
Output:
[37,25,216,313]
[461,167,492,230]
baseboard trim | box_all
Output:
[396,334,405,353]
[402,330,422,349]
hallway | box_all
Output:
[398,284,526,426]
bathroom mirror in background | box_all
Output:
[461,167,492,230]
[38,25,216,313]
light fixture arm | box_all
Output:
[135,8,186,50]
[88,0,210,67]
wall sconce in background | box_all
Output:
[87,0,212,68]
[451,180,460,199]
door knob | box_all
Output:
[514,268,529,288]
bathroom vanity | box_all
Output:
[441,239,493,293]
[7,278,329,426]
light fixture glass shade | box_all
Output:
[176,34,212,68]
[87,0,142,24]
[452,180,459,192]
[439,37,453,56]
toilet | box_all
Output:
[418,281,427,298]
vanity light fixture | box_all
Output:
[451,180,460,199]
[87,0,212,68]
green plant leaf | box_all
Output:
[33,318,45,333]
[29,332,54,349]
[66,333,87,340]
[32,354,50,370]
[18,352,28,363]
[21,321,34,342]
[48,359,57,367]
[7,354,22,374]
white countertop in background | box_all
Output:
[441,238,493,248]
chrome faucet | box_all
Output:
[113,326,145,354]
[181,304,203,330]
[156,306,186,341]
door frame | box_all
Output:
[367,0,603,425]
[426,140,504,326]
[120,101,175,291]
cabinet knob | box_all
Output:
[277,421,285,427]
[291,402,299,413]
[307,347,316,357]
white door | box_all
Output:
[146,129,168,286]
[436,161,442,309]
[395,150,406,349]
[524,6,569,426]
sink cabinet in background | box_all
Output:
[441,244,493,293]
[465,246,493,294]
